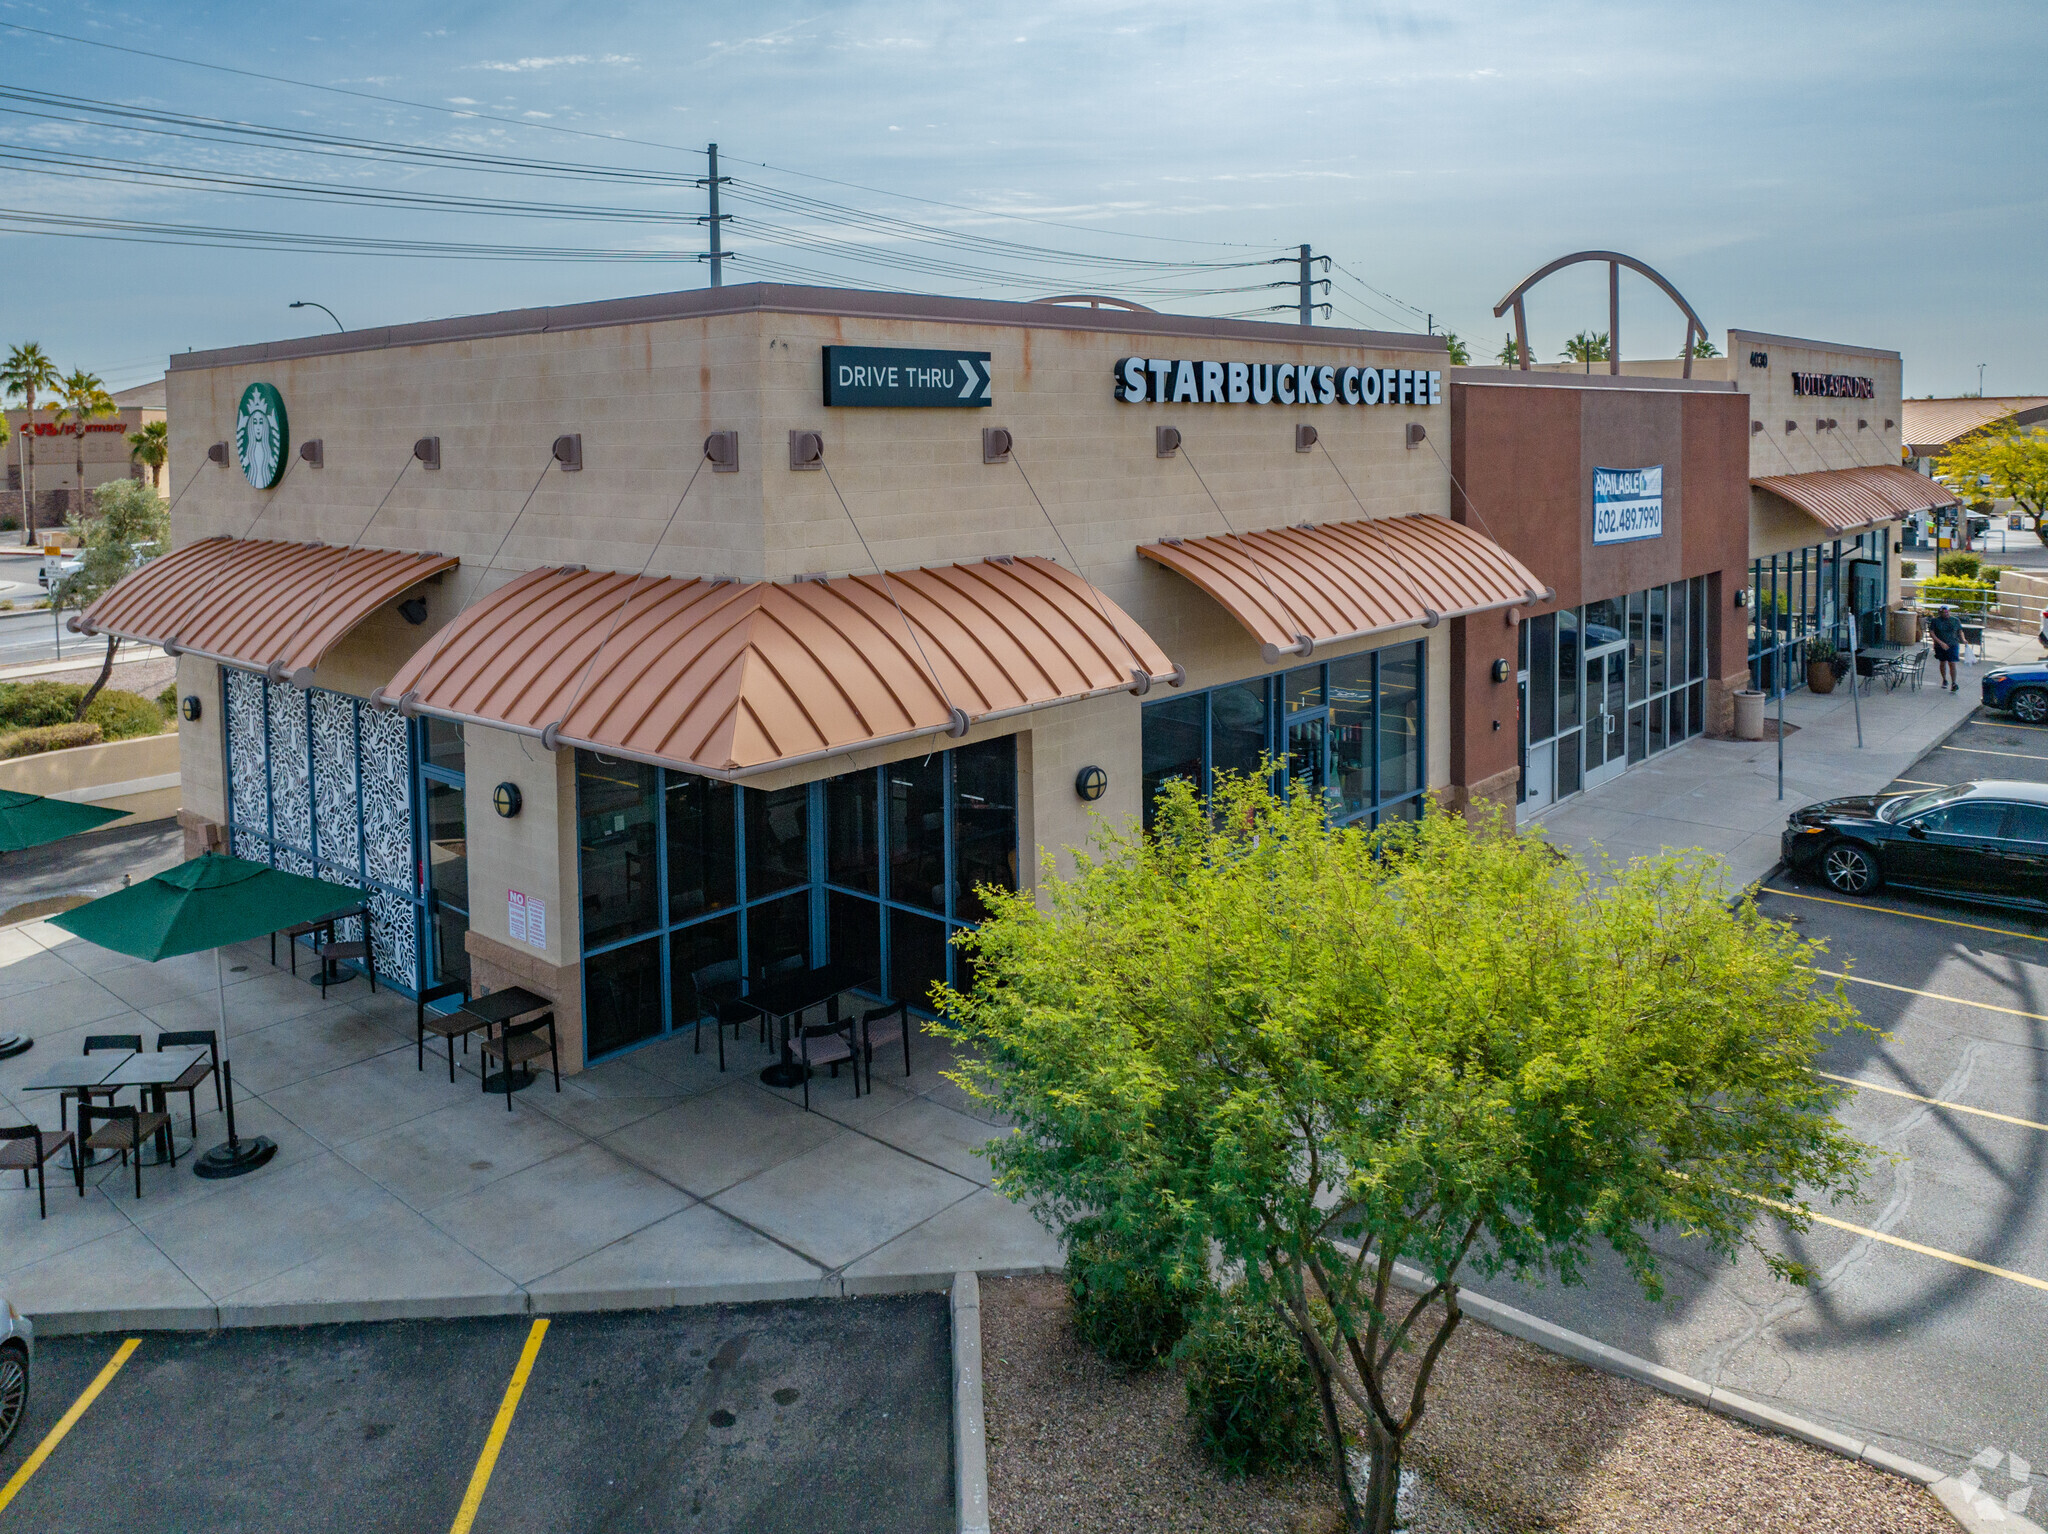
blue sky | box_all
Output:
[2,0,2040,396]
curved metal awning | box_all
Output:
[380,555,1177,781]
[1752,465,1957,535]
[75,537,458,684]
[1138,515,1548,662]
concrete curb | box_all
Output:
[951,1271,991,1534]
[23,1263,1063,1339]
[1384,1263,2043,1534]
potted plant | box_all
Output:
[1806,637,1845,694]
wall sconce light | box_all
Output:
[1734,587,1750,609]
[1784,420,1798,433]
[398,597,429,625]
[1295,424,1318,453]
[704,431,739,471]
[982,427,1013,464]
[299,439,323,468]
[493,782,523,818]
[789,430,824,471]
[551,433,583,472]
[413,436,441,469]
[206,441,230,464]
[180,695,202,722]
[1490,658,1511,683]
[1750,420,1764,436]
[1155,426,1181,458]
[1857,419,1869,431]
[1405,423,1427,449]
[1074,765,1108,802]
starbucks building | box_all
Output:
[82,284,1544,1070]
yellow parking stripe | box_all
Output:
[1816,1071,2048,1134]
[1765,886,2048,943]
[449,1319,549,1534]
[0,1338,140,1514]
[1941,743,2048,763]
[1749,1193,2048,1294]
[1808,966,2048,1023]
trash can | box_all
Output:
[1888,606,1922,646]
[1734,689,1766,741]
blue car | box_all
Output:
[1982,661,2048,724]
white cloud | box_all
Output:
[446,97,480,105]
[471,53,637,72]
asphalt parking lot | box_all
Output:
[1463,698,2048,1502]
[0,1296,953,1533]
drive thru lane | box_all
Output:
[1460,699,2048,1504]
[0,1298,953,1533]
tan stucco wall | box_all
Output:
[0,730,179,822]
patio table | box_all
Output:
[458,987,552,1093]
[746,961,876,1089]
[18,1050,135,1169]
[100,1046,210,1164]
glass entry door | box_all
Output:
[1583,645,1629,789]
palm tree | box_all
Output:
[128,418,169,489]
[1688,335,1721,359]
[1,342,59,543]
[1496,333,1525,366]
[48,369,117,526]
[1560,330,1611,366]
[1441,332,1471,366]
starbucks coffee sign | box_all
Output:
[1114,357,1442,407]
[235,382,289,489]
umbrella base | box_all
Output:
[0,1033,30,1061]
[193,1136,278,1179]
[759,1061,810,1088]
[481,1068,536,1094]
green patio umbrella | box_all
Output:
[0,789,127,854]
[49,853,366,1178]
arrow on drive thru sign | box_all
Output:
[958,358,991,400]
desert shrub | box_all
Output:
[0,722,102,759]
[157,683,178,717]
[1899,561,1918,579]
[0,680,86,731]
[84,689,164,741]
[1065,1225,1212,1370]
[1937,552,1983,580]
[1919,576,1995,616]
[1181,1286,1327,1477]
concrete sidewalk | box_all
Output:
[0,921,1058,1335]
[1529,630,2037,889]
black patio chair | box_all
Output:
[415,979,474,1081]
[0,1124,75,1219]
[59,1034,142,1131]
[154,1030,221,1137]
[477,1014,561,1112]
[77,1103,175,1201]
[312,907,376,1000]
[794,1001,860,1113]
[858,1001,913,1091]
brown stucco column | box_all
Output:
[1447,612,1521,817]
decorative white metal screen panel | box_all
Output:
[224,668,268,859]
[312,691,361,879]
[266,682,313,858]
[358,705,413,895]
[367,886,417,987]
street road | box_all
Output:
[0,1299,953,1533]
[1464,701,2048,1507]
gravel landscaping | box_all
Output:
[981,1275,1953,1533]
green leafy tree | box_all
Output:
[127,418,169,489]
[1494,333,1524,366]
[1,342,59,543]
[1938,414,2048,545]
[1561,329,1610,364]
[55,479,168,720]
[49,369,117,524]
[1440,332,1471,366]
[940,778,1870,1534]
[1690,334,1721,359]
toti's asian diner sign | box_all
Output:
[1115,357,1443,407]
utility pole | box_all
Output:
[1978,362,1988,396]
[698,143,732,288]
[1297,244,1330,326]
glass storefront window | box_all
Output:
[1141,693,1204,831]
[576,755,659,950]
[1210,680,1268,785]
[1668,582,1689,688]
[1557,609,1580,730]
[424,778,468,914]
[423,718,465,775]
[666,774,736,922]
[1626,592,1646,703]
[669,915,741,1026]
[1328,653,1373,819]
[887,755,947,913]
[825,770,881,894]
[584,936,663,1058]
[1377,644,1421,801]
[1647,586,1666,694]
[1528,613,1555,742]
[1284,665,1324,712]
[747,891,811,985]
[889,910,950,1014]
[744,784,809,901]
[952,737,1018,924]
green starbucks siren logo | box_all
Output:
[235,382,289,489]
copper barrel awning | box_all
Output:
[75,537,458,684]
[1752,465,1958,535]
[380,555,1178,780]
[1138,515,1547,662]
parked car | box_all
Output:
[1782,780,2048,909]
[35,555,80,591]
[1982,659,2048,723]
[0,1288,29,1452]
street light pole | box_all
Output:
[289,301,344,333]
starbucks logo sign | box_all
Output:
[235,382,289,489]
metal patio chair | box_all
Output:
[794,1002,860,1112]
[1,1124,75,1219]
[76,1103,175,1201]
[858,1000,913,1091]
[154,1030,221,1137]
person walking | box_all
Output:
[1928,603,1965,692]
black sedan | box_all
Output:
[1782,780,2048,910]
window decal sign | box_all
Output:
[822,346,992,407]
[1592,465,1664,546]
[235,382,289,489]
[1114,357,1440,407]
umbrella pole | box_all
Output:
[194,944,277,1179]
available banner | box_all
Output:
[1592,465,1664,545]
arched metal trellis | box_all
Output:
[1492,251,1709,378]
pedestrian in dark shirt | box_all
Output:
[1928,605,1964,692]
